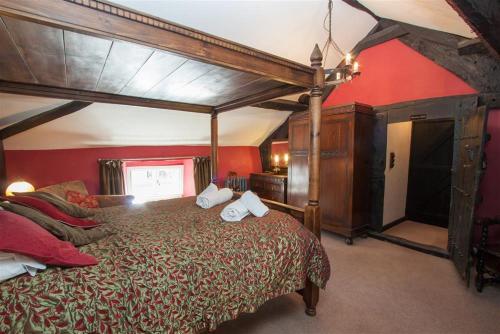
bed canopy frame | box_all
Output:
[0,0,325,315]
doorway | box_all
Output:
[382,119,454,252]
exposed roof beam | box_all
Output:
[0,101,92,139]
[0,81,213,114]
[0,0,314,88]
[252,99,308,112]
[446,0,500,58]
[351,24,407,55]
[341,0,380,21]
[458,38,488,55]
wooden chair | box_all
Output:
[475,218,500,292]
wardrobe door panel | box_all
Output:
[288,116,309,207]
[321,156,350,227]
[320,114,353,229]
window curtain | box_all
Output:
[99,159,125,195]
[193,157,211,195]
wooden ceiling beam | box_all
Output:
[457,38,488,55]
[446,0,500,58]
[0,101,92,139]
[252,99,308,112]
[0,81,213,114]
[0,0,314,88]
[341,0,380,21]
[351,24,407,55]
[215,85,307,113]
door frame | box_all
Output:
[369,94,479,238]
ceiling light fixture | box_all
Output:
[321,0,361,86]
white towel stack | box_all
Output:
[220,190,270,222]
[220,199,250,222]
[196,184,233,209]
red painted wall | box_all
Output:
[5,146,261,195]
[323,39,476,108]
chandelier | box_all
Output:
[321,0,360,86]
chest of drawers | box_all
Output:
[249,173,287,203]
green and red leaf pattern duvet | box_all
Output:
[0,197,330,333]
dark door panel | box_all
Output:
[406,119,454,227]
[449,105,487,284]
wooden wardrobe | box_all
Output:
[288,103,375,244]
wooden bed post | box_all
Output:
[303,44,324,317]
[211,111,219,183]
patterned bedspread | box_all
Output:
[0,197,331,333]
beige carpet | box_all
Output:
[384,220,448,250]
[216,232,500,334]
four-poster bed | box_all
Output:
[0,0,328,330]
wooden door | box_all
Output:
[406,119,454,227]
[449,105,488,283]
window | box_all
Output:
[125,165,184,204]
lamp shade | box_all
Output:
[5,181,35,196]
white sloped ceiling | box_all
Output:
[0,0,472,149]
[0,93,292,149]
[359,0,475,38]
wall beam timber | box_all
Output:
[446,0,500,58]
[0,101,92,140]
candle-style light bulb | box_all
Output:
[353,61,359,73]
[274,154,280,165]
[284,153,289,164]
[345,53,352,65]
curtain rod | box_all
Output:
[97,156,210,162]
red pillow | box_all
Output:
[66,190,100,209]
[4,196,101,229]
[0,211,97,266]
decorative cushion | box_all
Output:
[15,191,92,217]
[37,180,89,199]
[66,190,100,209]
[4,196,101,229]
[0,202,112,246]
[0,211,97,267]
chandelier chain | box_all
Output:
[322,0,345,61]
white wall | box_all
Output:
[383,121,412,226]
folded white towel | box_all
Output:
[220,199,250,222]
[240,190,270,217]
[196,183,218,207]
[199,183,218,197]
[0,252,46,282]
[197,188,233,209]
